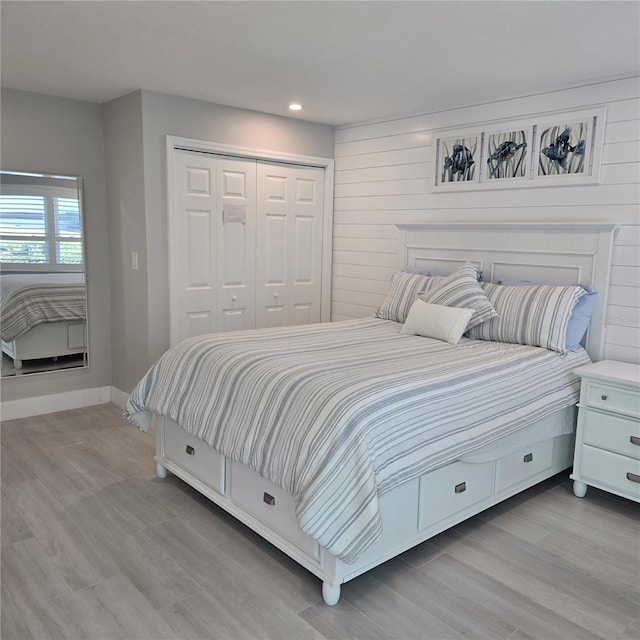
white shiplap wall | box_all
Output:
[332,76,640,364]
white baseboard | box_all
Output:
[0,386,112,421]
[110,386,130,410]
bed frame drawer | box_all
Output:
[229,461,320,561]
[163,421,225,494]
[494,439,554,493]
[418,460,494,530]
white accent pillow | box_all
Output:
[401,300,475,344]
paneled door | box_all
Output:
[256,161,324,328]
[169,150,256,345]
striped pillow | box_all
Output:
[376,271,446,323]
[420,263,498,331]
[466,282,588,354]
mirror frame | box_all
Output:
[0,170,89,377]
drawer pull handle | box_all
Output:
[601,394,608,401]
[626,472,640,484]
[263,492,276,506]
[523,453,533,463]
[630,436,640,446]
[454,482,466,494]
[185,445,195,456]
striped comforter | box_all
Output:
[1,273,86,342]
[125,318,590,562]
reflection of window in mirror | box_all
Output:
[0,171,89,377]
[0,172,83,271]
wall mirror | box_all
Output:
[0,170,89,377]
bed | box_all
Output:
[125,222,617,605]
[1,272,87,370]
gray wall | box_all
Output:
[108,90,336,392]
[102,92,148,395]
[0,89,112,401]
[1,87,334,399]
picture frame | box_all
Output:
[481,125,533,184]
[434,131,481,188]
[431,107,606,191]
[532,107,606,186]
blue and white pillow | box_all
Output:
[375,271,447,323]
[466,282,588,354]
[419,263,498,331]
[493,280,597,351]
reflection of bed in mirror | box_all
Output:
[1,273,87,370]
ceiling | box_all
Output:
[2,1,639,126]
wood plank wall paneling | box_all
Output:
[331,76,640,364]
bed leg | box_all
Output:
[573,480,587,498]
[322,581,341,606]
[156,462,168,479]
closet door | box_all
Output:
[216,156,257,332]
[256,161,324,329]
[169,150,256,345]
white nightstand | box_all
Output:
[571,360,640,502]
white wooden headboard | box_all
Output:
[397,222,618,361]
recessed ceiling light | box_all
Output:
[289,103,302,111]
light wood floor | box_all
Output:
[1,403,638,640]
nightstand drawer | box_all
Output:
[579,445,640,500]
[584,381,640,417]
[582,409,640,460]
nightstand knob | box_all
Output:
[600,394,608,401]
